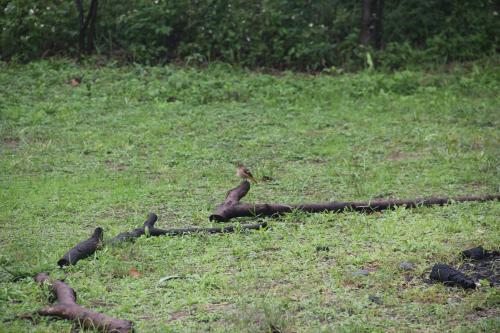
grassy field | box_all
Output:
[0,59,499,332]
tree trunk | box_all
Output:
[75,0,98,57]
[360,0,384,49]
[75,0,85,58]
[86,0,98,54]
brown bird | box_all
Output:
[236,164,257,183]
[69,76,83,87]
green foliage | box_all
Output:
[1,1,498,69]
[0,0,78,61]
[382,0,499,67]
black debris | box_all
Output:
[429,263,476,289]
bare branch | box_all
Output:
[210,181,500,222]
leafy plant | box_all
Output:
[2,1,497,69]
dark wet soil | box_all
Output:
[459,253,500,287]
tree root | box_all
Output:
[35,273,133,333]
[210,181,500,222]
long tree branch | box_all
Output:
[209,181,500,222]
[107,213,267,244]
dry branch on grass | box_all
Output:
[35,273,133,333]
[210,181,500,222]
[58,227,103,267]
[58,213,267,266]
[108,213,267,245]
[46,214,266,329]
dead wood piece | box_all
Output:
[210,181,500,222]
[35,273,133,333]
[148,221,268,236]
[108,213,158,244]
[58,227,103,267]
[429,263,476,289]
[107,212,267,244]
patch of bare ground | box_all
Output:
[105,159,127,171]
[95,205,136,220]
[464,181,488,193]
[459,253,500,287]
[387,150,424,161]
[167,310,190,323]
[3,138,19,148]
[89,300,116,308]
[470,141,484,150]
[465,307,500,322]
[167,302,235,323]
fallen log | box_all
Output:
[58,227,103,267]
[209,181,500,222]
[35,273,133,333]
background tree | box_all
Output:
[0,0,497,69]
[360,0,384,49]
[75,0,98,56]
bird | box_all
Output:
[236,164,257,183]
[69,76,83,87]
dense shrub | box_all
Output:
[1,0,498,70]
[1,0,77,60]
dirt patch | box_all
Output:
[89,300,116,308]
[470,141,484,150]
[459,253,500,287]
[167,311,190,323]
[95,205,134,220]
[166,302,235,324]
[363,263,380,272]
[262,246,281,252]
[387,151,423,161]
[464,182,488,192]
[202,302,235,313]
[3,138,19,148]
[105,160,127,171]
[465,307,500,322]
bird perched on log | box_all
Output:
[236,164,257,183]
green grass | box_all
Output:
[0,59,499,332]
